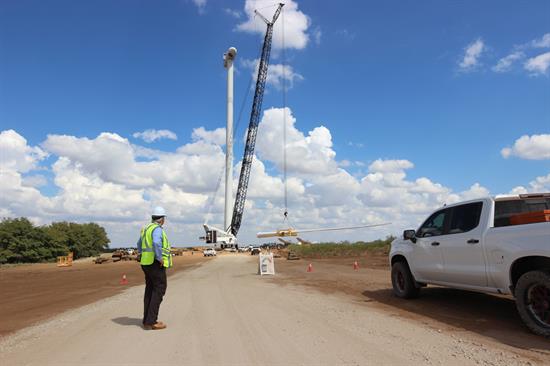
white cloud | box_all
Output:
[0,129,47,173]
[192,127,226,146]
[459,183,490,200]
[501,134,550,160]
[509,173,550,194]
[237,0,311,50]
[192,0,206,13]
[524,52,550,75]
[242,58,304,90]
[369,159,414,173]
[492,51,524,73]
[531,33,550,48]
[1,123,547,246]
[224,8,241,19]
[256,107,338,175]
[313,27,322,45]
[132,129,177,143]
[459,38,485,71]
[42,131,225,191]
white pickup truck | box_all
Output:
[390,193,550,336]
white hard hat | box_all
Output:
[152,206,166,217]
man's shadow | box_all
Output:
[111,317,142,327]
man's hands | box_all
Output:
[158,259,164,267]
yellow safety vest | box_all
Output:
[140,223,172,268]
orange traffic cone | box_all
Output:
[307,263,313,272]
[353,261,359,270]
[120,274,128,285]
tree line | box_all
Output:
[0,217,110,264]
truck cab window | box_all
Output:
[494,197,550,227]
[448,202,483,234]
[417,210,446,237]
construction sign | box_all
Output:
[259,253,275,276]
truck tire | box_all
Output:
[515,270,550,337]
[391,261,420,299]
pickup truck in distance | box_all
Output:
[390,193,550,336]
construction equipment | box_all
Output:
[278,238,294,246]
[287,251,300,260]
[202,3,284,248]
[57,252,73,267]
[111,249,132,262]
[171,248,184,256]
[256,223,392,239]
[94,253,111,264]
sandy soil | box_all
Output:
[271,255,550,362]
[1,253,548,365]
[0,253,210,336]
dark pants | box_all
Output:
[141,261,167,325]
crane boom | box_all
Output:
[229,3,284,236]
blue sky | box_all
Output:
[1,0,549,245]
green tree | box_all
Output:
[0,218,111,264]
[0,218,52,263]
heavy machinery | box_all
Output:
[202,3,284,249]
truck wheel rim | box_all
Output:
[527,284,550,327]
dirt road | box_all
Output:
[1,255,548,365]
[0,253,209,336]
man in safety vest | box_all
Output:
[136,206,173,330]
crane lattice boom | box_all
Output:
[229,3,284,236]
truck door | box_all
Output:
[411,208,448,281]
[437,201,487,287]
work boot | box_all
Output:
[143,322,166,330]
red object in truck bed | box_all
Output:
[509,210,550,225]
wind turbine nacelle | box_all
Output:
[223,47,237,68]
[227,47,237,59]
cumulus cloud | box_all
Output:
[192,127,226,146]
[501,134,550,160]
[531,33,550,48]
[0,129,47,173]
[459,38,485,71]
[132,129,177,143]
[524,52,550,75]
[509,173,550,194]
[256,107,338,175]
[237,0,310,50]
[42,131,225,192]
[492,51,524,73]
[242,58,304,90]
[1,120,546,246]
[22,174,48,188]
[369,159,414,173]
[0,130,53,219]
[459,183,490,201]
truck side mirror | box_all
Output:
[403,229,417,243]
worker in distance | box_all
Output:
[137,206,172,330]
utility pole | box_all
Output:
[223,47,237,234]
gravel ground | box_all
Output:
[0,255,547,365]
